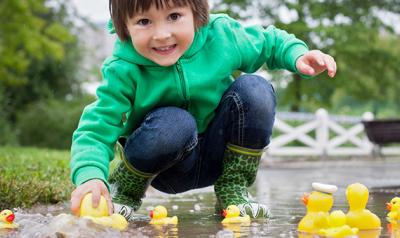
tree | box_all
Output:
[214,0,400,115]
[0,0,83,122]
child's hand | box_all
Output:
[296,50,337,78]
[70,179,113,216]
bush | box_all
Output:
[0,85,18,146]
[0,117,17,146]
[16,96,95,149]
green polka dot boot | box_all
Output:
[109,142,154,221]
[214,143,271,219]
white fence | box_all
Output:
[264,108,400,157]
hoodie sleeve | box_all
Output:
[217,15,309,74]
[70,59,135,188]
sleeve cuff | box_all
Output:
[285,44,310,78]
[73,167,110,191]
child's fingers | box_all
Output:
[323,54,337,77]
[297,60,315,75]
[103,192,114,215]
[99,185,113,215]
[70,191,83,216]
[70,200,79,215]
[313,50,325,66]
[305,50,325,66]
[91,188,101,208]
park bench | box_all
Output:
[362,119,400,157]
[362,119,400,144]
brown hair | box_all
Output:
[109,0,209,41]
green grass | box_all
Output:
[0,147,73,209]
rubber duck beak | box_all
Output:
[149,211,154,218]
[302,193,310,206]
[6,213,15,222]
[222,209,227,218]
[387,202,392,211]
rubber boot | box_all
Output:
[214,143,270,218]
[109,142,154,221]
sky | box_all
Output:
[71,0,110,22]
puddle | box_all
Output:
[4,160,400,237]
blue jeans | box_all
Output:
[122,74,276,194]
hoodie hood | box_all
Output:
[107,19,209,66]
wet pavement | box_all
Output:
[3,158,400,237]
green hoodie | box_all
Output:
[70,14,309,187]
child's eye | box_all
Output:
[137,18,150,26]
[168,13,181,21]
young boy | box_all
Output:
[70,0,336,220]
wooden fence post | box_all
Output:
[316,108,329,157]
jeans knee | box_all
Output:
[167,108,198,149]
[228,74,276,148]
[234,74,276,118]
[124,107,197,171]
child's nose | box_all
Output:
[153,27,172,41]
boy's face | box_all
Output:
[126,3,195,66]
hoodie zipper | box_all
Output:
[176,61,188,109]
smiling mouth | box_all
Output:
[152,44,177,55]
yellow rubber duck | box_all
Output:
[345,183,381,230]
[298,182,337,234]
[387,197,400,231]
[221,205,251,224]
[79,193,128,230]
[318,210,359,237]
[149,205,178,225]
[0,210,19,229]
